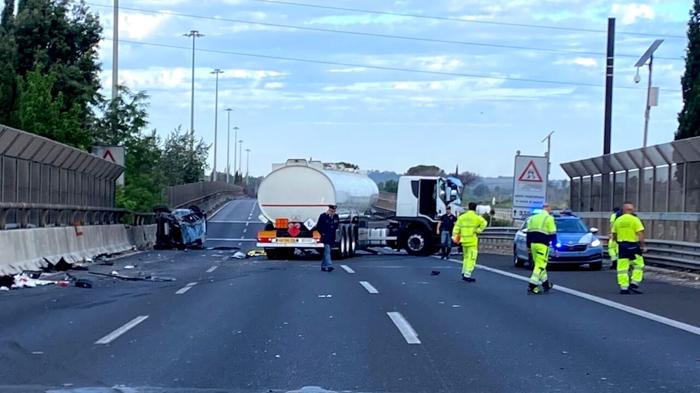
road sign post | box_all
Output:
[512,155,549,223]
[92,146,125,186]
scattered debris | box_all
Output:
[431,270,441,276]
[111,271,120,276]
[89,271,175,282]
[124,265,136,269]
[31,351,43,355]
[247,249,266,257]
[0,275,13,288]
[12,273,55,288]
[0,287,9,291]
[317,294,333,298]
[56,280,70,287]
[75,278,93,289]
[233,251,247,259]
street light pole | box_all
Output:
[245,148,251,185]
[210,69,224,181]
[634,39,663,148]
[112,0,119,100]
[233,127,239,179]
[225,109,233,183]
[541,131,554,202]
[238,139,243,183]
[183,30,204,148]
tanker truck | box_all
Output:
[255,159,464,259]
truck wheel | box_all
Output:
[340,227,349,259]
[348,226,356,257]
[404,228,429,256]
[265,249,278,260]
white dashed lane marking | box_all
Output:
[387,312,421,344]
[175,282,198,295]
[206,266,218,273]
[340,265,355,274]
[95,315,149,345]
[359,281,379,294]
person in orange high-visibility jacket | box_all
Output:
[452,202,487,282]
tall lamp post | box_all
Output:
[224,108,233,183]
[245,148,251,186]
[238,139,243,184]
[233,127,239,179]
[634,39,664,148]
[112,0,119,100]
[183,30,204,147]
[210,69,224,181]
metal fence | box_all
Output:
[561,135,700,242]
[0,124,123,228]
[166,181,243,209]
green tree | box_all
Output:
[473,184,490,198]
[15,66,86,148]
[677,0,700,139]
[160,126,209,185]
[0,0,17,125]
[116,131,164,212]
[13,0,102,128]
[383,179,399,193]
[456,171,479,187]
[93,86,149,146]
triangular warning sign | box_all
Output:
[102,149,115,163]
[518,160,543,183]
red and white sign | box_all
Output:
[92,146,125,186]
[512,155,548,222]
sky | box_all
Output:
[92,0,691,179]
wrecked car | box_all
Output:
[155,206,206,249]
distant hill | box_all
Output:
[368,170,400,184]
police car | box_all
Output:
[513,211,604,270]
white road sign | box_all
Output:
[512,155,548,223]
[92,146,125,186]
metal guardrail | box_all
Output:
[0,202,154,229]
[479,227,700,271]
[166,181,242,209]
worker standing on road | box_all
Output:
[612,202,646,294]
[317,205,340,272]
[436,206,457,260]
[452,202,487,282]
[608,207,621,270]
[526,203,557,295]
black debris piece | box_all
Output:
[431,270,441,276]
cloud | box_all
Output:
[264,82,285,89]
[101,67,286,91]
[328,67,368,73]
[611,3,655,25]
[100,11,172,40]
[556,57,599,68]
[306,14,409,26]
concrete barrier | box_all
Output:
[0,224,156,276]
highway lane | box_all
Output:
[0,200,698,392]
[206,199,265,252]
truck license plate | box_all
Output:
[277,238,295,243]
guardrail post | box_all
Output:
[0,208,7,230]
[19,208,29,228]
[40,209,49,227]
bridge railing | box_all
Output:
[478,227,700,271]
[165,181,243,216]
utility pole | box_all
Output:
[184,30,204,148]
[233,127,239,179]
[541,131,554,202]
[245,148,251,186]
[603,17,615,155]
[210,69,223,181]
[112,0,119,100]
[225,109,233,183]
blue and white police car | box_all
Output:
[513,211,604,270]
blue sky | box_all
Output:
[93,0,691,178]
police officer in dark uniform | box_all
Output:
[317,205,340,272]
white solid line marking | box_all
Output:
[175,282,198,295]
[387,312,421,344]
[359,281,379,294]
[242,228,248,234]
[208,220,253,224]
[443,257,700,337]
[207,238,257,242]
[340,265,355,274]
[95,315,149,345]
[206,266,218,273]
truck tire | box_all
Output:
[347,225,356,257]
[341,227,349,259]
[404,228,430,256]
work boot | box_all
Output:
[609,261,617,270]
[462,275,471,282]
[527,284,541,295]
[619,289,630,295]
[542,280,553,292]
[630,283,643,294]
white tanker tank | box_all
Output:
[257,159,379,226]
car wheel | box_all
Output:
[589,261,603,270]
[514,246,525,267]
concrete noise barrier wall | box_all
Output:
[0,224,155,275]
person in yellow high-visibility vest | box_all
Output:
[526,203,557,295]
[612,202,646,294]
[452,202,487,282]
[608,207,621,270]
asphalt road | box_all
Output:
[0,199,699,393]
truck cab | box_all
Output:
[391,175,464,255]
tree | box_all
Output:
[473,184,490,198]
[160,126,209,185]
[455,171,479,187]
[93,86,149,146]
[0,0,17,125]
[677,0,700,140]
[383,179,398,193]
[406,165,445,176]
[15,66,86,148]
[13,0,102,128]
[116,131,164,212]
